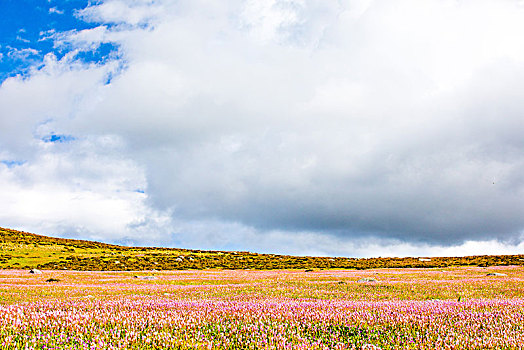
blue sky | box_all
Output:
[1,0,524,257]
[0,0,117,81]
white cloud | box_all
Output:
[0,135,173,246]
[53,26,110,51]
[2,0,524,257]
[77,0,163,26]
[7,47,39,60]
[49,7,64,15]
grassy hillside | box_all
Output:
[1,227,523,271]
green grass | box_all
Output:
[1,226,524,271]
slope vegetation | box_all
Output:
[1,227,523,270]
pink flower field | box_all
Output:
[1,266,523,349]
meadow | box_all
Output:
[1,266,523,349]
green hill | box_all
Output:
[1,227,523,271]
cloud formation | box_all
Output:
[2,0,524,256]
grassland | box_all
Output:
[1,226,524,271]
[1,267,523,349]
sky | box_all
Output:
[1,0,524,257]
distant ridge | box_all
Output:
[0,226,124,249]
[1,227,523,271]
